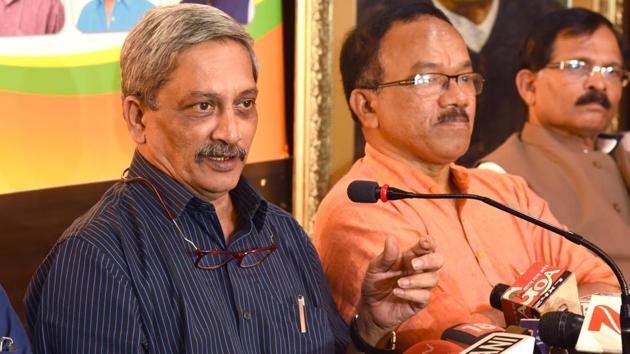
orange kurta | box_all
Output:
[313,143,617,350]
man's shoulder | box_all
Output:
[479,132,526,164]
[57,182,135,250]
[466,165,533,197]
[316,172,367,220]
[132,0,155,13]
[80,0,99,12]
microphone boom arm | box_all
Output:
[388,188,630,354]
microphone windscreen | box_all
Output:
[489,283,510,311]
[539,311,583,349]
[347,180,379,203]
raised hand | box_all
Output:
[355,235,444,346]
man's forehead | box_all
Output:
[410,60,473,73]
[385,15,457,40]
[551,26,622,60]
[379,17,468,60]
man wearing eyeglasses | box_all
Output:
[24,4,444,354]
[479,8,630,279]
[313,3,619,350]
[26,4,442,354]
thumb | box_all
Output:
[368,237,400,274]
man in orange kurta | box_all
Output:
[313,3,618,351]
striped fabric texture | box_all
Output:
[25,151,350,353]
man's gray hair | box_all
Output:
[121,4,258,109]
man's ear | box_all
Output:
[349,88,379,129]
[515,69,537,107]
[123,95,148,144]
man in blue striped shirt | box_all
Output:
[25,4,444,354]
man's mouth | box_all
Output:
[195,143,247,163]
[206,155,235,161]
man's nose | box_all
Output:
[439,78,470,107]
[584,68,608,92]
[212,109,241,144]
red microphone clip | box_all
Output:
[380,184,389,202]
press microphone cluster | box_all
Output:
[489,263,581,326]
[347,180,630,353]
[539,294,623,353]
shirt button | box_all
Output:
[593,160,603,168]
[613,203,622,213]
[243,310,252,320]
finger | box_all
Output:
[409,252,444,273]
[392,287,432,309]
[367,237,400,274]
[405,235,437,260]
[396,271,440,290]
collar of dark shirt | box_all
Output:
[126,149,268,233]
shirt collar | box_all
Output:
[596,133,623,154]
[3,0,17,5]
[362,143,472,194]
[432,0,499,53]
[97,0,130,7]
[126,150,267,231]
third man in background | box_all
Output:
[479,8,630,278]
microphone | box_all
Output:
[403,339,463,353]
[576,294,623,353]
[538,295,623,353]
[459,332,535,353]
[438,322,537,353]
[347,180,630,354]
[488,262,581,326]
[440,322,504,348]
[538,311,584,350]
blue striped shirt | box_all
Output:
[25,151,350,353]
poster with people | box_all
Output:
[0,0,286,195]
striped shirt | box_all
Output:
[25,151,350,354]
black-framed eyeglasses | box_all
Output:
[545,59,629,87]
[121,174,277,270]
[373,72,485,96]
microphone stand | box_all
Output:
[386,188,630,354]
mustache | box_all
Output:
[195,142,247,163]
[575,90,611,109]
[437,107,470,123]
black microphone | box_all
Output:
[346,180,411,203]
[347,180,630,354]
[538,311,584,350]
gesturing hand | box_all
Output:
[355,235,444,346]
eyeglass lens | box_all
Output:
[554,60,626,82]
[196,244,276,270]
[413,73,484,96]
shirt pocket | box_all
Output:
[260,295,335,354]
